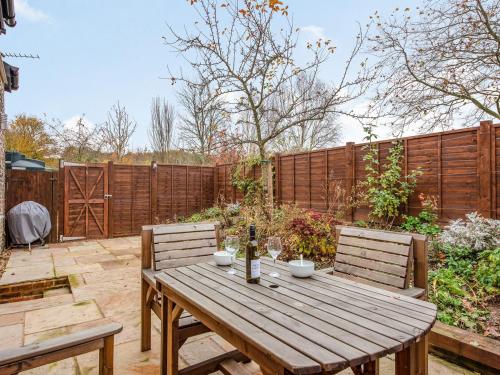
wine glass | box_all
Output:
[224,235,239,275]
[267,236,282,277]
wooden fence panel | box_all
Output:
[271,122,499,223]
[495,126,500,219]
[407,135,439,217]
[109,164,151,237]
[154,164,215,224]
[441,129,479,220]
[5,169,59,243]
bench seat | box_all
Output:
[318,267,425,298]
[0,323,122,375]
[328,226,428,300]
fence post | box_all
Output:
[107,161,114,238]
[213,164,219,205]
[151,161,158,225]
[266,160,274,210]
[345,142,355,223]
[478,120,493,218]
[49,170,58,243]
[58,159,64,241]
[274,153,281,207]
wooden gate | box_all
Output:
[63,164,109,239]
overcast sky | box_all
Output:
[4,0,422,149]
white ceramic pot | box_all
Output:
[288,259,315,278]
[213,251,233,266]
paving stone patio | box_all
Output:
[0,237,477,374]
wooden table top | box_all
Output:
[155,257,437,374]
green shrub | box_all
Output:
[359,137,421,228]
[401,195,440,237]
[429,266,490,330]
[476,248,500,291]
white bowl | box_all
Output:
[213,251,233,266]
[288,260,315,278]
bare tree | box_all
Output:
[365,0,500,133]
[177,83,226,161]
[166,0,373,160]
[103,101,137,162]
[47,115,104,163]
[270,75,341,152]
[149,97,174,163]
[273,112,340,152]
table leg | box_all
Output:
[415,335,428,375]
[167,299,183,375]
[351,359,379,375]
[364,359,379,374]
[141,278,151,352]
[99,335,114,375]
[161,295,168,375]
[395,343,416,375]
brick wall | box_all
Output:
[0,276,70,304]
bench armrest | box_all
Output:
[0,322,122,366]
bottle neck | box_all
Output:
[249,225,256,241]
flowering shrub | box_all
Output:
[440,212,499,252]
[287,211,337,259]
[183,203,338,264]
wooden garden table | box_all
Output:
[155,258,437,375]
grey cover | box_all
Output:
[7,201,51,245]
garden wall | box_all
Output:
[215,121,500,222]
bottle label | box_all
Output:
[250,259,260,279]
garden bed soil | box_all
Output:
[0,248,11,279]
[485,297,500,339]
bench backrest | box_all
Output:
[150,223,219,271]
[334,227,414,290]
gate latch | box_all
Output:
[104,194,113,199]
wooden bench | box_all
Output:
[141,222,219,352]
[141,222,247,374]
[320,226,431,374]
[0,322,122,375]
[320,226,428,299]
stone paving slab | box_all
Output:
[74,253,117,264]
[24,300,103,334]
[55,263,103,277]
[0,237,478,375]
[0,323,23,350]
[0,312,24,327]
[0,294,74,315]
[0,263,54,285]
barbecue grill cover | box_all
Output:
[7,201,51,245]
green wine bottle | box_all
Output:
[245,224,260,284]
